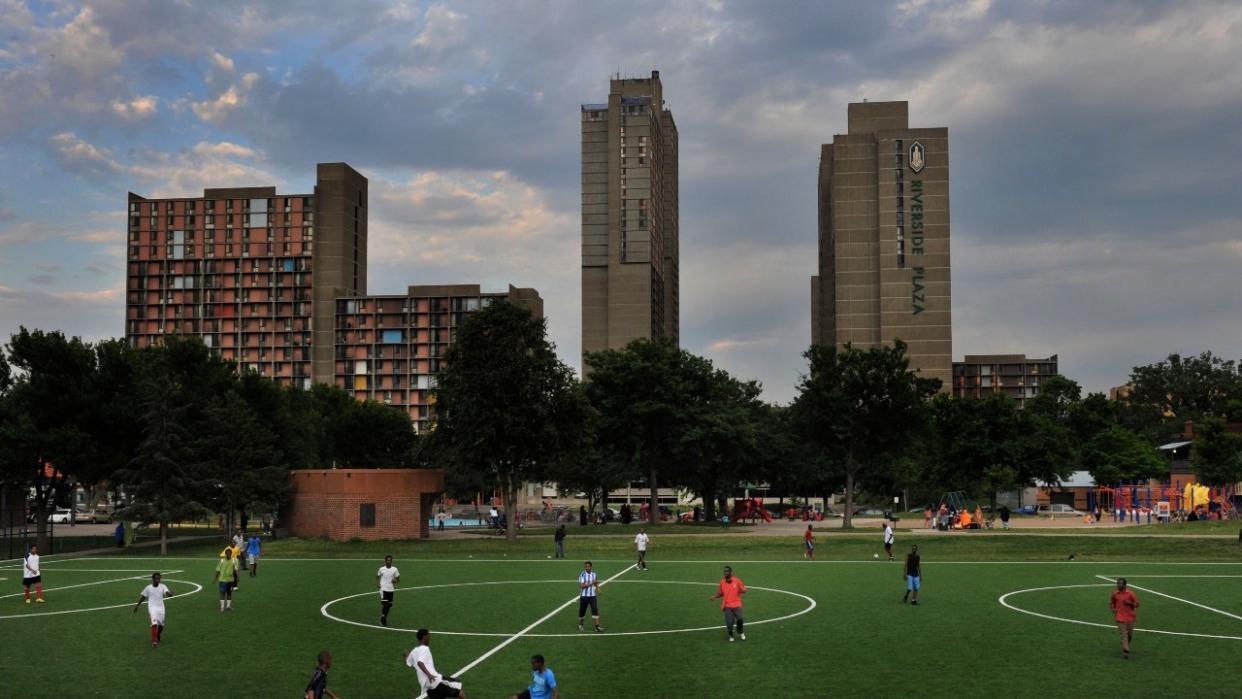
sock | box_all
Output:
[150,625,159,643]
[220,600,225,610]
[24,588,30,601]
[226,599,232,609]
[157,624,164,640]
[736,620,744,634]
[35,584,42,599]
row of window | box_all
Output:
[129,197,314,216]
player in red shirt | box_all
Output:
[803,525,815,560]
[1109,577,1140,659]
[710,566,747,642]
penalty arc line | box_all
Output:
[998,583,1242,641]
[414,564,637,699]
[0,578,204,620]
[1094,575,1242,622]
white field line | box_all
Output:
[413,564,636,699]
[1098,575,1242,578]
[320,579,817,638]
[997,583,1242,641]
[21,556,1242,566]
[0,574,148,600]
[1094,575,1242,622]
[0,578,203,620]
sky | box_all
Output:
[0,0,1239,403]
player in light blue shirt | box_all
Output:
[247,535,261,577]
[508,654,558,699]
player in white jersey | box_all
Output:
[577,561,603,632]
[133,572,174,647]
[22,545,43,604]
[634,529,650,571]
[406,628,468,698]
[377,555,401,627]
[883,521,895,561]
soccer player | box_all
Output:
[554,525,566,559]
[212,547,236,611]
[377,555,401,627]
[577,561,602,632]
[634,528,650,571]
[508,654,558,699]
[1110,578,1140,659]
[883,521,895,561]
[247,534,261,578]
[22,544,43,604]
[132,572,174,647]
[304,650,339,699]
[406,629,467,698]
[233,529,246,571]
[903,544,922,605]
[803,525,815,560]
[710,565,747,642]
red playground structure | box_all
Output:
[733,497,774,523]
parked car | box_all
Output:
[1014,505,1037,515]
[73,507,96,524]
[48,507,73,524]
[851,507,888,517]
[1037,504,1085,516]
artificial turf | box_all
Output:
[1,532,1239,698]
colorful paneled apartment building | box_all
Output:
[125,162,540,429]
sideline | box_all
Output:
[27,556,1242,566]
[413,564,636,699]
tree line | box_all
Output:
[0,329,416,553]
[4,306,1240,549]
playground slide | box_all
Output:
[756,507,773,522]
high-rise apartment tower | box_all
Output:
[811,101,951,387]
[581,70,679,367]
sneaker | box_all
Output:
[25,599,31,605]
[728,635,735,643]
[595,625,604,633]
[912,600,919,606]
[35,598,44,604]
[740,633,747,641]
[578,623,585,632]
[152,642,158,648]
[380,617,388,627]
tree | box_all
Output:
[1192,417,1242,486]
[426,302,587,542]
[114,375,212,555]
[791,341,940,529]
[584,340,717,525]
[672,372,765,521]
[199,391,281,535]
[1127,352,1242,431]
[1081,425,1165,484]
[0,328,99,550]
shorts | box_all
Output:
[218,582,232,594]
[427,678,463,698]
[149,610,166,626]
[381,590,395,604]
[907,575,921,591]
[23,575,41,586]
[515,691,533,699]
[723,606,744,627]
[578,595,598,617]
[804,541,814,551]
[247,555,256,565]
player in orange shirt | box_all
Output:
[709,566,747,642]
[1109,578,1140,659]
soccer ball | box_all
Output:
[546,555,551,559]
[873,553,879,559]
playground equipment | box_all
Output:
[733,497,774,523]
[1087,482,1238,523]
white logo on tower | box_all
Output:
[909,141,925,173]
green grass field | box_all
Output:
[2,533,1240,698]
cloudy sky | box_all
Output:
[1,0,1239,402]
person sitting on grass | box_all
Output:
[509,654,558,699]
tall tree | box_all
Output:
[1192,417,1242,486]
[426,302,587,542]
[114,375,212,555]
[1126,352,1242,433]
[792,341,940,528]
[585,340,717,526]
[199,390,281,534]
[0,328,99,550]
[1082,425,1166,484]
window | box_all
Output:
[359,503,376,528]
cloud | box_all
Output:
[413,5,469,52]
[110,95,159,120]
[192,72,259,123]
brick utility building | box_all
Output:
[952,354,1059,408]
[811,101,951,388]
[581,70,679,369]
[335,284,542,432]
[285,469,445,541]
[125,162,541,427]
